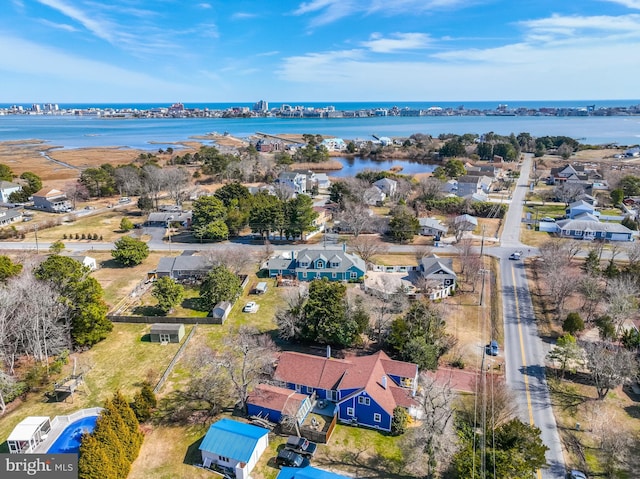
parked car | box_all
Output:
[275,449,310,469]
[567,471,587,479]
[486,340,499,356]
[509,251,522,260]
[243,301,258,313]
[541,216,555,222]
[285,436,317,457]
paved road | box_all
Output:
[499,155,565,479]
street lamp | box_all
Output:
[166,216,174,252]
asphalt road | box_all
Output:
[498,155,566,479]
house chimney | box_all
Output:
[326,345,331,359]
[381,375,387,389]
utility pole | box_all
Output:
[34,224,39,254]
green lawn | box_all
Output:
[0,323,186,453]
[524,203,567,219]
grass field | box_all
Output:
[21,208,142,243]
[0,323,185,453]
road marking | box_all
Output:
[511,264,544,479]
[511,264,535,426]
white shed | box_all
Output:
[199,418,270,479]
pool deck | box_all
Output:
[32,407,103,454]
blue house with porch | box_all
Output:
[271,350,419,433]
[266,246,366,282]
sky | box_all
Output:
[1,0,640,103]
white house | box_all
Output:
[0,181,21,203]
[0,208,23,227]
[321,137,346,151]
[418,218,448,237]
[69,255,97,271]
[199,418,270,479]
[373,178,398,198]
[363,186,386,205]
[278,172,307,195]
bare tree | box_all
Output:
[348,235,388,264]
[141,164,167,210]
[455,238,474,275]
[223,326,278,412]
[403,373,456,478]
[164,167,190,206]
[565,240,583,263]
[113,165,142,197]
[0,368,15,414]
[273,182,295,201]
[418,177,443,201]
[554,182,585,205]
[64,181,90,210]
[605,276,639,335]
[169,345,235,421]
[583,341,636,400]
[275,286,308,341]
[337,201,373,237]
[578,276,603,323]
[413,246,433,264]
[626,240,640,267]
[203,247,256,275]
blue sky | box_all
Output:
[2,0,640,102]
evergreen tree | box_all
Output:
[78,433,115,479]
[199,265,242,311]
[92,414,129,478]
[111,236,149,266]
[562,312,585,335]
[152,277,184,314]
[111,391,143,461]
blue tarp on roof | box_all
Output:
[277,466,350,479]
[199,418,269,463]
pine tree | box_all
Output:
[111,391,144,460]
[78,433,116,479]
[91,414,128,478]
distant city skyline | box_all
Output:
[2,1,639,103]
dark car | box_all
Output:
[486,340,499,356]
[275,449,311,468]
[284,435,317,457]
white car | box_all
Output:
[243,302,258,313]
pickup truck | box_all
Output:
[284,436,317,457]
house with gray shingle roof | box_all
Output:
[156,255,211,280]
[266,246,366,282]
[0,208,23,226]
[272,350,418,432]
[418,217,448,237]
[420,254,457,299]
[554,218,633,242]
[0,181,21,203]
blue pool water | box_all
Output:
[47,416,98,454]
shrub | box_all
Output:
[391,407,409,435]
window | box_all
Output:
[327,390,338,401]
[306,386,315,394]
[300,262,309,267]
[295,384,302,393]
[350,272,357,279]
[218,455,230,462]
[358,396,370,406]
[347,407,354,417]
[374,413,381,423]
[331,262,340,268]
[332,272,336,278]
[317,261,324,268]
[302,272,307,278]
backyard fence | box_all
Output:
[154,324,198,394]
[108,315,224,325]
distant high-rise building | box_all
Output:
[253,100,268,113]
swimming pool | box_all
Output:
[47,415,98,454]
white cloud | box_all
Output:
[0,34,192,101]
[294,0,479,27]
[36,0,115,43]
[38,18,78,32]
[601,0,640,9]
[277,32,640,100]
[198,3,212,8]
[231,12,257,20]
[361,33,431,53]
[520,13,640,39]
